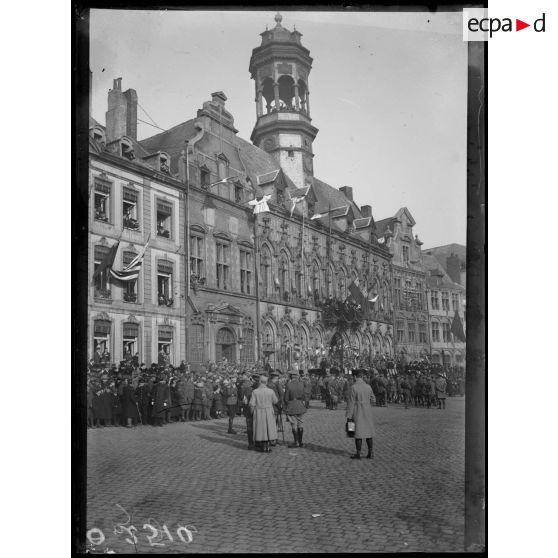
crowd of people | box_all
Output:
[86,356,463,431]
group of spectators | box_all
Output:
[86,358,464,428]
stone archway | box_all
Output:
[216,326,236,363]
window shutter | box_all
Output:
[158,260,174,274]
[123,187,138,202]
[94,245,110,261]
[158,326,173,341]
[123,323,139,337]
[94,320,111,335]
[157,201,173,215]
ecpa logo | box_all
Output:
[463,9,546,41]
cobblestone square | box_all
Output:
[86,397,465,553]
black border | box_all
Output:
[73,2,487,555]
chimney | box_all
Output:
[446,254,461,284]
[211,91,227,107]
[339,186,353,201]
[105,78,138,142]
[361,205,372,218]
[124,88,138,141]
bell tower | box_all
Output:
[249,13,319,189]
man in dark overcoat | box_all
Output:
[222,379,238,434]
[346,370,376,459]
[151,376,170,427]
[284,368,307,448]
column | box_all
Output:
[294,83,300,110]
[256,90,263,117]
[306,91,311,117]
[273,82,280,110]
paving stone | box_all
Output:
[86,398,465,553]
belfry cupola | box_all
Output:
[249,13,319,189]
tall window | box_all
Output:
[338,269,347,300]
[234,183,243,204]
[394,277,401,307]
[240,328,255,364]
[311,261,320,299]
[295,257,303,297]
[94,245,111,299]
[123,322,139,360]
[122,250,138,302]
[216,242,230,290]
[328,265,335,298]
[442,322,451,343]
[452,293,459,311]
[93,319,111,359]
[432,322,440,342]
[431,291,439,310]
[402,245,409,262]
[190,235,204,278]
[122,187,139,230]
[157,260,174,306]
[94,179,111,222]
[279,253,289,299]
[200,166,210,189]
[408,322,416,343]
[158,326,173,364]
[419,323,427,344]
[156,200,173,238]
[260,245,272,297]
[442,292,449,311]
[397,320,405,344]
[240,249,252,295]
[188,324,204,363]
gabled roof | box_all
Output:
[354,217,372,229]
[375,217,396,237]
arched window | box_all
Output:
[338,268,347,300]
[278,75,295,109]
[298,80,308,113]
[93,319,111,360]
[260,244,272,298]
[328,264,336,298]
[311,260,320,301]
[262,78,275,113]
[295,255,303,298]
[123,322,139,361]
[279,252,290,300]
[299,326,310,371]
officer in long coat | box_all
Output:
[435,374,447,409]
[283,368,307,448]
[346,370,376,459]
[249,375,278,453]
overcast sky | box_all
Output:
[90,9,467,248]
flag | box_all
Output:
[92,240,120,282]
[109,239,149,282]
[347,279,365,305]
[248,194,271,214]
[451,311,466,342]
[368,294,379,303]
[377,236,385,244]
[289,194,306,217]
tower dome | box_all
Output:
[249,13,318,189]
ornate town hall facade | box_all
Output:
[88,14,406,371]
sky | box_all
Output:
[90,9,467,248]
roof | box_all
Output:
[375,217,396,236]
[423,254,464,291]
[423,243,466,270]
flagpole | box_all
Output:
[183,143,190,364]
[253,211,262,364]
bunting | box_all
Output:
[109,239,149,282]
[92,241,120,283]
[248,194,271,214]
[451,311,466,342]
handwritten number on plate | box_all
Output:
[143,523,165,546]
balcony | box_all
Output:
[158,294,174,307]
[95,209,109,222]
[94,288,111,300]
[123,215,140,231]
[157,227,170,238]
[123,292,137,303]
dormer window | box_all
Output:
[160,153,170,174]
[92,126,105,146]
[121,138,135,160]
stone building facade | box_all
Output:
[375,208,430,363]
[423,254,466,368]
[88,14,395,371]
[88,78,187,366]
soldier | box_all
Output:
[400,375,412,409]
[268,371,284,445]
[284,367,307,448]
[435,374,447,410]
[323,369,333,410]
[191,382,204,421]
[222,379,238,434]
[151,375,170,427]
